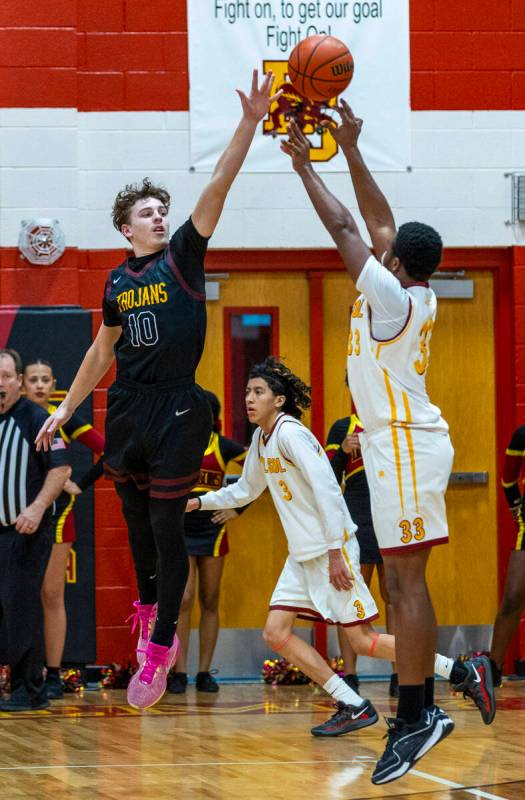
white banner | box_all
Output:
[188,0,411,172]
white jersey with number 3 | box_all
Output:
[347,255,448,434]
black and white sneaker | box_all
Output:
[371,706,455,785]
[453,655,496,725]
[311,698,378,737]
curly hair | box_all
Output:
[111,177,171,233]
[392,222,443,281]
[248,357,312,419]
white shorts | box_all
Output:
[360,426,454,554]
[269,539,379,627]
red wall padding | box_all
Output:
[1,0,525,109]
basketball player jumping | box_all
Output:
[35,70,280,710]
[281,105,495,784]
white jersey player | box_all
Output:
[282,105,495,784]
[186,358,495,742]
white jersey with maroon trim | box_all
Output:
[347,255,448,434]
[199,414,357,563]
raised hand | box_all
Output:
[280,119,311,170]
[324,98,363,150]
[35,403,72,451]
[236,69,282,123]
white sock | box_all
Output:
[323,674,362,707]
[434,653,454,680]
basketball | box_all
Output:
[288,35,354,102]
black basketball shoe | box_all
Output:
[452,655,496,725]
[371,706,454,785]
[167,671,188,695]
[196,671,219,693]
[311,698,378,737]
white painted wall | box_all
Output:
[0,108,523,249]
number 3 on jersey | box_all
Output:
[347,327,361,357]
[128,311,159,347]
[413,318,434,375]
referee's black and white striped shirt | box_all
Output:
[0,398,68,527]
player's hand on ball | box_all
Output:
[325,99,363,150]
[280,120,311,170]
[328,549,353,591]
[236,69,282,123]
[186,498,201,513]
[35,403,73,451]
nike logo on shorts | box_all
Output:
[176,408,190,416]
[113,276,122,284]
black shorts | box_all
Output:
[104,379,212,499]
[184,525,229,557]
[345,477,382,565]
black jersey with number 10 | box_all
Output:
[102,218,209,386]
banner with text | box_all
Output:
[188,0,410,172]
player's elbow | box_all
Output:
[327,214,357,243]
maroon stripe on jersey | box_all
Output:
[150,486,196,499]
[165,247,205,302]
[369,297,413,344]
[124,253,160,278]
[150,471,200,487]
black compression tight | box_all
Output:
[116,482,189,647]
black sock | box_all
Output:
[490,659,502,686]
[397,684,425,724]
[46,666,60,678]
[424,677,435,707]
[450,659,468,686]
[150,618,177,647]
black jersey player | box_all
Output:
[36,70,280,710]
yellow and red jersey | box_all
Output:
[325,414,365,488]
[502,424,525,510]
[191,431,246,494]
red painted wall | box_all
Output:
[1,0,525,110]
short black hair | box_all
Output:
[204,390,221,432]
[392,222,442,281]
[248,357,311,420]
[0,348,23,375]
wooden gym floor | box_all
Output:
[1,679,524,799]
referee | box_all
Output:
[0,349,69,712]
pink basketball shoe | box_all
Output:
[126,601,157,666]
[127,636,180,710]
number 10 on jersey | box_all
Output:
[128,311,159,347]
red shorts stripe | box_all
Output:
[268,604,379,627]
[380,536,449,556]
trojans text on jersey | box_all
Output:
[116,282,168,313]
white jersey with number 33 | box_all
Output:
[347,255,448,434]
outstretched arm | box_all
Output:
[282,120,371,284]
[35,322,121,451]
[192,69,281,238]
[327,100,396,258]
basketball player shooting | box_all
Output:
[34,69,281,711]
[281,104,495,784]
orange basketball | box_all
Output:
[288,35,354,102]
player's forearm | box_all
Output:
[31,466,71,511]
[62,341,114,415]
[341,144,395,234]
[295,163,359,241]
[199,482,255,510]
[211,116,258,193]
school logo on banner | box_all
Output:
[188,0,410,173]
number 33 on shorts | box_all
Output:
[398,517,426,544]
